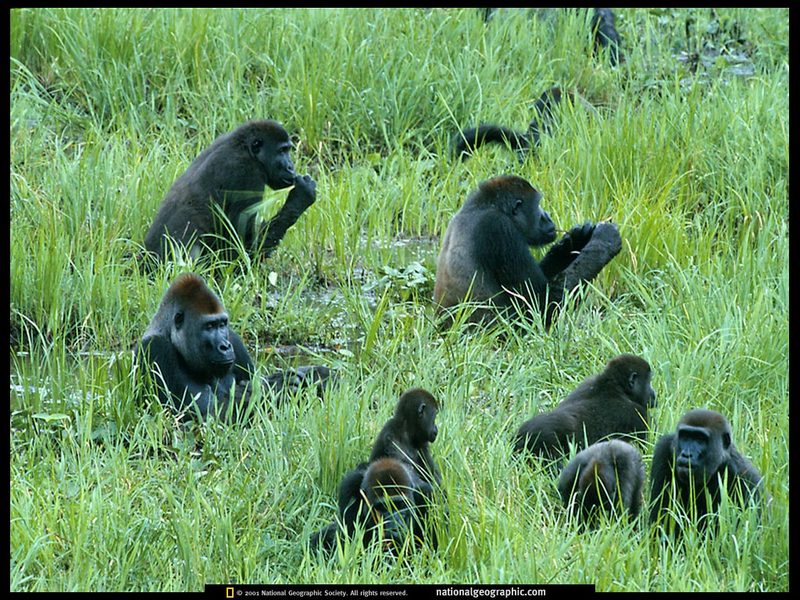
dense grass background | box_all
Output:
[10,7,788,592]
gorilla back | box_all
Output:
[514,354,656,458]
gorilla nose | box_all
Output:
[218,343,234,362]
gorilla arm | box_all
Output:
[550,221,622,293]
[648,433,676,524]
[538,221,596,280]
[246,174,317,257]
[475,215,550,309]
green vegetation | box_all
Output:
[10,7,788,592]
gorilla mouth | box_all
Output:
[211,358,235,368]
[675,461,704,482]
[277,173,296,188]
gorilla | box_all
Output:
[557,439,645,524]
[368,388,442,486]
[452,87,572,161]
[433,175,621,328]
[137,273,332,422]
[514,354,656,458]
[310,457,434,553]
[591,8,625,66]
[649,409,765,533]
[143,119,316,263]
[310,388,443,553]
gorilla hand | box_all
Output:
[286,174,317,212]
[564,221,596,251]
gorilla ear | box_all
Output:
[418,403,426,418]
[627,371,638,392]
[722,432,731,450]
[511,199,523,216]
[174,311,185,330]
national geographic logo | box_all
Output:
[205,585,594,599]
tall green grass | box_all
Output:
[10,7,788,591]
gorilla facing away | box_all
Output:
[649,408,765,534]
[137,273,332,422]
[434,175,621,328]
[557,439,645,525]
[144,119,316,264]
[514,354,656,459]
[309,388,443,553]
[310,456,434,553]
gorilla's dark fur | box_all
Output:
[434,175,621,328]
[514,354,656,458]
[558,439,645,524]
[310,389,443,553]
[649,409,765,533]
[137,273,332,422]
[144,119,316,263]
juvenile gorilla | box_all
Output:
[649,409,764,534]
[144,119,316,263]
[434,175,621,328]
[557,439,645,524]
[310,388,443,553]
[514,354,656,458]
[137,273,331,422]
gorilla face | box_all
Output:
[172,309,235,379]
[418,401,439,444]
[674,424,726,485]
[511,188,556,247]
[628,366,657,409]
[247,123,296,190]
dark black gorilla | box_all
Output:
[557,440,645,524]
[591,8,625,66]
[137,273,332,422]
[514,354,656,458]
[310,388,443,553]
[452,87,572,161]
[310,457,434,553]
[368,388,442,485]
[649,409,765,534]
[143,119,316,263]
[434,175,621,328]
